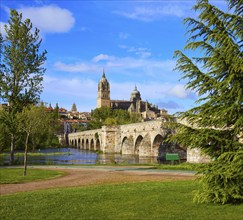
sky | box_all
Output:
[0,0,227,114]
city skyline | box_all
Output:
[0,0,227,114]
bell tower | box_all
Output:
[97,69,111,108]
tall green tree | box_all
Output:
[17,105,48,176]
[170,0,243,204]
[0,10,47,164]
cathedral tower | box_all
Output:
[97,69,111,108]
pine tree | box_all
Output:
[170,0,243,204]
[0,10,47,164]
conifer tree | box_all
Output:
[170,0,243,204]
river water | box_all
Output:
[1,148,158,165]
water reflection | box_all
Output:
[1,148,158,165]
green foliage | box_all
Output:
[0,10,47,162]
[194,151,243,204]
[89,107,141,129]
[1,10,47,112]
[1,181,243,219]
[169,0,243,204]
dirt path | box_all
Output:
[0,166,195,195]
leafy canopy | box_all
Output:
[0,9,47,113]
[171,0,243,158]
[89,107,141,129]
[170,0,243,204]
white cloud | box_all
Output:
[18,5,75,33]
[92,54,114,62]
[43,75,97,101]
[119,45,151,58]
[54,61,99,73]
[0,22,7,37]
[114,4,190,22]
[168,84,188,99]
[42,75,98,111]
[54,54,175,79]
[54,54,175,78]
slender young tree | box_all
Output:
[17,105,48,176]
[0,10,47,164]
[170,0,243,204]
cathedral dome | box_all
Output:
[130,86,141,102]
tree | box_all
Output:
[0,10,47,164]
[89,107,142,129]
[0,110,17,156]
[170,0,243,204]
[17,105,48,176]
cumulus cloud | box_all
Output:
[18,5,75,33]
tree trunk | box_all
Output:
[10,133,14,165]
[32,135,36,152]
[23,133,29,176]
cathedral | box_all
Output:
[97,70,168,120]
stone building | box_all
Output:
[97,70,168,119]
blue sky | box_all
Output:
[0,0,227,114]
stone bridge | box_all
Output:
[66,120,186,159]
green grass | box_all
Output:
[1,181,242,220]
[155,162,201,171]
[0,168,65,184]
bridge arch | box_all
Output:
[152,134,163,157]
[134,135,143,155]
[138,133,151,156]
[96,139,100,151]
[121,136,134,154]
[74,139,78,147]
[85,139,89,150]
[81,139,85,149]
[90,139,94,151]
[78,138,81,148]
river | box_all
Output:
[1,148,159,165]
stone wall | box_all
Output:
[187,148,211,163]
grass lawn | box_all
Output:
[1,181,242,220]
[0,168,65,184]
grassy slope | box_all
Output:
[0,168,65,184]
[1,181,242,220]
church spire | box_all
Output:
[102,67,105,78]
